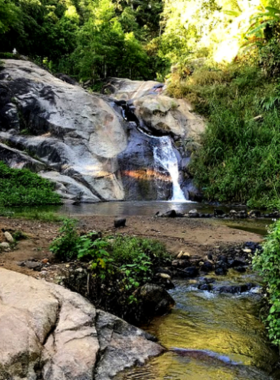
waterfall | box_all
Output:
[153,136,186,201]
[113,99,188,201]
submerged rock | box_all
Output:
[214,283,256,294]
[135,283,175,322]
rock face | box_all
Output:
[106,77,205,141]
[117,123,173,200]
[110,79,205,201]
[0,61,205,202]
[104,77,160,100]
[0,60,126,202]
[134,95,189,136]
[0,268,164,380]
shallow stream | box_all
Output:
[115,272,278,379]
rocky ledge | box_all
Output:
[0,268,164,380]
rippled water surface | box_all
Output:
[114,275,278,380]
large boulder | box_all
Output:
[105,78,205,140]
[104,77,160,100]
[134,95,186,136]
[134,95,205,138]
[0,60,127,202]
[0,268,164,380]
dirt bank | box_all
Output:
[0,215,263,278]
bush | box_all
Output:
[0,52,16,59]
[253,220,280,345]
[50,228,171,317]
[49,219,80,261]
[0,161,61,206]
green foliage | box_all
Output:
[168,63,280,209]
[50,226,170,312]
[71,0,151,80]
[0,0,163,81]
[0,0,21,34]
[11,210,66,222]
[76,234,170,291]
[50,218,80,261]
[253,220,280,345]
[12,230,28,241]
[0,161,61,207]
[0,52,15,59]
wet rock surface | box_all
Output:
[135,283,175,319]
[167,241,262,295]
[156,208,280,219]
[117,123,172,200]
[0,268,164,380]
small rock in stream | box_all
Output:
[214,283,256,294]
[215,267,228,276]
[198,283,212,291]
[233,266,247,273]
[183,267,199,278]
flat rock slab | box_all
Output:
[0,268,164,380]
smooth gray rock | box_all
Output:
[0,61,204,202]
[104,77,160,100]
[0,142,46,172]
[40,171,100,203]
[0,60,127,202]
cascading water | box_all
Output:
[114,99,188,201]
[153,136,187,201]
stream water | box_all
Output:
[115,272,278,380]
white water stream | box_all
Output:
[153,136,186,201]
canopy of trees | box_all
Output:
[1,0,280,82]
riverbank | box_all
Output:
[2,214,278,379]
[0,214,263,277]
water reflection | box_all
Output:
[59,201,271,236]
[114,279,278,380]
[60,200,218,217]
